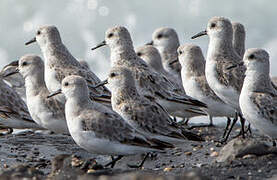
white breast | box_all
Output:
[205,61,240,111]
[240,86,277,139]
[44,66,61,93]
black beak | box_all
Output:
[2,67,19,78]
[91,40,106,51]
[47,89,62,98]
[145,41,153,45]
[94,79,108,88]
[191,30,207,39]
[25,37,36,45]
[2,60,19,70]
[226,62,244,70]
[169,58,179,66]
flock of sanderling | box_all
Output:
[0,16,276,168]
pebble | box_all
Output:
[184,152,192,156]
[210,151,219,157]
[71,157,84,167]
[87,169,95,173]
[163,167,173,172]
[242,154,256,159]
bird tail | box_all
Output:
[148,137,175,150]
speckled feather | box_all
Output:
[0,78,33,123]
[35,26,111,103]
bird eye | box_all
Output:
[110,72,116,78]
[157,34,163,39]
[64,82,69,86]
[37,30,41,35]
[178,50,183,55]
[211,23,216,28]
[249,54,255,59]
[137,52,142,56]
[22,62,27,66]
[108,33,114,38]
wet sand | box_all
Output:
[0,124,276,179]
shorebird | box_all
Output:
[0,68,43,133]
[135,45,184,91]
[48,75,174,168]
[6,54,69,134]
[178,43,236,133]
[238,48,277,146]
[191,17,248,141]
[147,27,182,84]
[91,26,207,119]
[95,66,203,142]
[25,25,111,106]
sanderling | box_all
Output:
[48,75,173,168]
[1,61,26,102]
[91,26,207,119]
[239,48,277,145]
[0,70,43,132]
[96,66,203,143]
[135,45,184,92]
[232,22,246,57]
[25,25,111,105]
[192,17,247,140]
[147,27,182,82]
[178,43,236,129]
[9,54,68,134]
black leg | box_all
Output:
[173,117,177,123]
[208,115,214,126]
[221,112,238,143]
[222,117,231,138]
[104,155,124,168]
[246,123,252,135]
[127,153,150,169]
[183,118,190,125]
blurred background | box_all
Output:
[0,0,276,124]
[0,0,276,80]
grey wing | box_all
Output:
[251,92,277,125]
[0,81,33,122]
[135,65,207,108]
[79,110,134,142]
[130,99,183,138]
[80,109,157,147]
